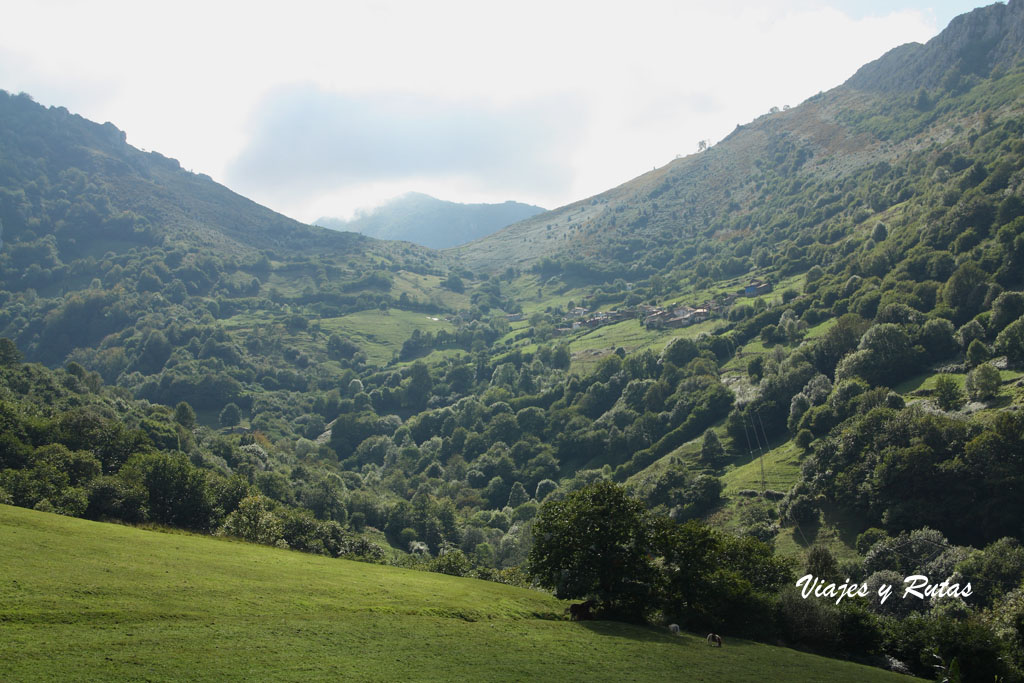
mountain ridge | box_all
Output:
[845,0,1024,93]
[0,90,388,258]
[452,0,1024,274]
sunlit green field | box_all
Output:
[721,441,804,496]
[0,506,908,681]
[568,319,729,375]
[320,309,455,365]
[390,271,471,310]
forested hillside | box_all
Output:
[4,1,1024,679]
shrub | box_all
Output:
[965,363,1001,401]
[933,375,965,411]
[219,402,242,427]
[965,338,991,367]
[995,316,1024,363]
[221,495,283,546]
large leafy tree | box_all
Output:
[942,262,991,324]
[528,481,656,616]
[966,363,1001,401]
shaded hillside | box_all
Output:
[318,192,544,249]
[0,91,378,257]
[0,89,462,427]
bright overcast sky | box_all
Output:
[0,0,991,222]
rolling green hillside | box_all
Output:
[0,505,906,682]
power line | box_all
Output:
[753,409,772,493]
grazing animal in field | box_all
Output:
[707,633,723,647]
[668,624,680,635]
[569,601,595,621]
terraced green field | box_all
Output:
[0,505,907,681]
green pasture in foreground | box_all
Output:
[0,506,908,682]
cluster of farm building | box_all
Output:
[507,279,774,335]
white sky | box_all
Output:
[0,0,991,222]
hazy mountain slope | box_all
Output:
[317,192,545,249]
[452,0,1024,275]
[450,92,881,273]
[846,0,1024,93]
[451,96,870,273]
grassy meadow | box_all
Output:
[0,505,909,682]
[320,310,455,365]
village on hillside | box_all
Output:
[640,279,774,330]
[506,279,775,336]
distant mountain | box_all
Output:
[316,192,545,249]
